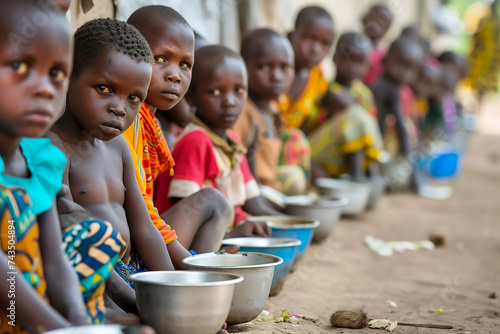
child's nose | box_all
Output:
[34,75,56,98]
[222,93,236,106]
[108,100,126,117]
[271,68,283,81]
[166,66,182,83]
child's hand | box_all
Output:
[218,245,240,253]
[226,219,272,238]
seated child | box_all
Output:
[48,18,175,315]
[126,6,233,262]
[154,45,280,238]
[278,6,336,194]
[372,38,424,158]
[232,28,295,192]
[0,1,89,332]
[362,4,393,86]
[410,64,440,132]
[309,33,386,182]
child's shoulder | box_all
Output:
[176,125,214,148]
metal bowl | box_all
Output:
[128,271,243,334]
[246,215,319,263]
[315,178,371,216]
[284,196,348,242]
[366,176,387,210]
[221,238,300,296]
[183,252,282,324]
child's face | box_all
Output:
[191,57,247,133]
[247,37,294,101]
[363,8,392,42]
[334,47,369,85]
[0,15,71,139]
[67,49,152,141]
[146,23,194,111]
[385,47,422,86]
[412,67,438,98]
[289,16,335,70]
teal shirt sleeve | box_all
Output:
[0,138,66,216]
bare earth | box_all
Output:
[229,100,500,334]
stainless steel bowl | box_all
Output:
[128,271,243,334]
[43,325,124,334]
[366,176,387,210]
[183,252,282,324]
[315,178,371,216]
[284,196,348,242]
[221,238,300,296]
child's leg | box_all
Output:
[62,219,124,324]
[161,188,232,253]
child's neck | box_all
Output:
[53,108,97,144]
[335,75,353,88]
[0,133,22,172]
[197,114,227,140]
[248,92,273,114]
[147,103,157,115]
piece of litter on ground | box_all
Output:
[256,309,299,325]
[368,319,398,332]
[293,313,303,318]
[364,235,435,256]
[434,308,443,312]
[386,300,397,308]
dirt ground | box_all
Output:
[228,98,500,334]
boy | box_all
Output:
[0,1,89,332]
[126,6,233,261]
[232,28,296,192]
[279,6,335,129]
[49,18,174,315]
[372,38,424,157]
[362,4,393,86]
[278,6,335,194]
[154,46,278,238]
[309,33,386,181]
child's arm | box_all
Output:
[0,248,73,332]
[120,137,175,271]
[243,196,283,217]
[38,202,89,327]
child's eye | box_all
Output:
[180,62,191,69]
[96,85,111,93]
[154,56,167,64]
[259,64,270,71]
[282,64,292,71]
[235,87,246,94]
[50,68,66,82]
[128,95,141,103]
[210,89,220,96]
[11,61,28,75]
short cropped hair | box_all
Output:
[294,6,333,29]
[72,18,153,78]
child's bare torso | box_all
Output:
[53,134,132,260]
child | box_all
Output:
[278,6,335,194]
[126,6,233,262]
[232,28,295,191]
[362,5,393,87]
[48,18,175,316]
[372,38,424,158]
[309,33,386,182]
[279,5,335,129]
[154,45,279,238]
[410,64,440,132]
[0,1,89,332]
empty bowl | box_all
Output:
[183,252,282,324]
[284,195,348,242]
[246,215,318,263]
[128,271,243,334]
[221,237,300,296]
[366,176,387,210]
[315,178,371,216]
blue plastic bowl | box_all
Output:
[417,148,463,181]
[247,216,319,264]
[221,237,301,296]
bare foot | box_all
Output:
[216,322,228,334]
